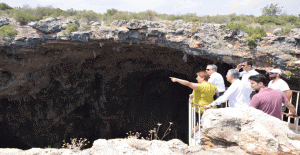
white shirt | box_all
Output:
[268,79,290,95]
[239,69,259,104]
[210,79,248,107]
[268,79,290,106]
[208,72,226,92]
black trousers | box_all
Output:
[214,92,225,108]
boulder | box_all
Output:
[273,28,282,36]
[202,107,300,155]
[0,17,10,27]
[111,20,127,27]
[28,17,62,34]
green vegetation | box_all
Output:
[62,23,79,36]
[0,2,12,10]
[0,2,298,44]
[0,25,17,38]
[0,2,298,27]
[261,3,282,16]
[224,22,266,48]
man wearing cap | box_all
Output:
[268,69,292,113]
[236,60,259,104]
[206,64,226,107]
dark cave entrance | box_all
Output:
[0,43,235,149]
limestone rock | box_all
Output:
[273,28,282,36]
[111,20,127,27]
[0,17,10,27]
[28,17,62,33]
[202,107,300,155]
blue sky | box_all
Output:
[2,0,300,16]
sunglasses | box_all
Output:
[206,69,210,71]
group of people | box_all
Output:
[170,60,298,122]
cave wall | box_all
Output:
[0,41,235,149]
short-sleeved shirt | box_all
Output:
[268,79,290,96]
[192,82,217,114]
[250,88,288,120]
[208,72,226,93]
[268,79,290,106]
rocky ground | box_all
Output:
[1,107,300,155]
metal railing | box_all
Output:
[188,102,201,146]
[283,90,300,133]
[188,90,300,146]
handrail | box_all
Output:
[285,90,300,133]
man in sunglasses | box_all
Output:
[268,69,292,113]
[206,64,226,107]
[236,60,259,105]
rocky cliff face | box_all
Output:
[0,17,299,149]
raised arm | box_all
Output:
[170,77,198,90]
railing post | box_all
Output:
[188,101,192,146]
[295,92,299,133]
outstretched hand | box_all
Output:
[204,105,212,110]
[170,77,177,82]
[286,113,298,118]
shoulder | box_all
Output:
[278,79,289,85]
[251,69,259,75]
[215,72,223,77]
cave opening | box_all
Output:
[0,43,235,149]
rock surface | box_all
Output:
[1,107,300,154]
[201,107,300,155]
[0,18,300,149]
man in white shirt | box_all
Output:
[236,60,259,104]
[268,69,292,112]
[204,69,248,108]
[206,64,226,107]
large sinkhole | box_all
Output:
[0,43,235,149]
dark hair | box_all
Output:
[196,71,210,81]
[246,60,253,67]
[249,74,268,86]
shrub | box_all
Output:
[224,22,266,49]
[0,25,17,37]
[66,23,79,32]
[0,3,12,10]
[62,23,79,36]
[66,8,78,16]
[126,122,173,140]
[62,138,89,152]
[255,15,285,25]
[79,24,91,31]
[13,5,39,25]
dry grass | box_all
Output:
[62,138,89,152]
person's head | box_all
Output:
[249,74,268,91]
[226,69,240,83]
[241,60,253,72]
[268,69,282,80]
[206,64,217,76]
[196,71,210,83]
